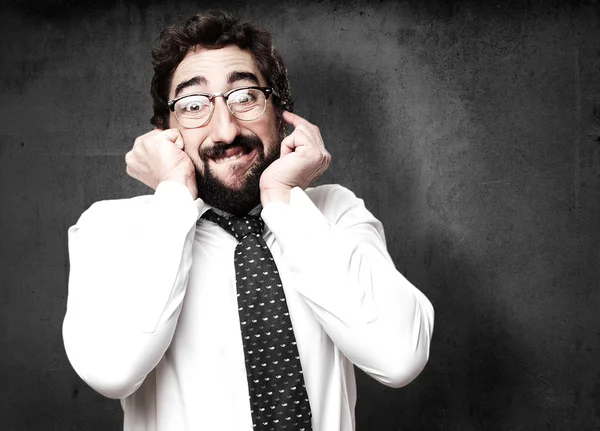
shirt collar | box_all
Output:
[194,198,263,220]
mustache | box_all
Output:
[199,135,264,159]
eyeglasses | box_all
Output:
[167,86,275,129]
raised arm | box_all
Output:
[259,111,433,388]
[63,129,199,399]
[263,185,434,388]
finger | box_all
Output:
[125,150,132,166]
[282,110,313,128]
[280,134,295,157]
[133,129,160,150]
[141,129,162,139]
[294,122,324,148]
[125,154,138,179]
[284,112,323,145]
[280,128,312,156]
[173,133,184,150]
[160,128,184,145]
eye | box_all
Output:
[176,95,211,115]
[229,89,258,105]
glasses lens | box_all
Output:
[174,95,212,127]
[227,88,266,121]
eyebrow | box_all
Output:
[173,71,262,99]
[174,76,207,98]
[227,71,260,86]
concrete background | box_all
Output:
[1,0,599,429]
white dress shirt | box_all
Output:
[63,181,434,431]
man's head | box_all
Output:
[150,12,292,215]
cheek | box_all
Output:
[254,110,280,146]
[181,129,207,156]
[167,112,177,129]
[181,141,205,174]
[264,121,282,155]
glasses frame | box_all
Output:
[167,86,275,129]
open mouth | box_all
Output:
[211,145,249,164]
[205,145,259,172]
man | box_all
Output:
[63,11,434,431]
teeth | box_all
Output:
[214,153,243,164]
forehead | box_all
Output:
[170,46,264,96]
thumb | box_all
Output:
[280,133,297,157]
[161,128,185,149]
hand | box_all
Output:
[125,129,198,199]
[260,111,331,205]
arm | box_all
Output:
[259,111,432,388]
[262,185,434,388]
[63,182,199,399]
[63,128,199,399]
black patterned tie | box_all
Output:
[202,209,313,431]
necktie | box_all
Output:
[202,209,313,431]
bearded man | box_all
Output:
[63,11,434,431]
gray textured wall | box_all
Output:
[1,0,599,429]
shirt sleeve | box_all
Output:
[62,181,200,399]
[261,184,434,388]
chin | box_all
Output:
[195,141,278,215]
[216,173,249,191]
[196,165,262,216]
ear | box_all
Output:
[150,114,168,131]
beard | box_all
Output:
[194,134,280,216]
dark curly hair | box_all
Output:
[150,11,293,134]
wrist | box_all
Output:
[160,171,196,199]
[260,185,292,206]
[161,172,188,186]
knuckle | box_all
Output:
[125,151,135,166]
[298,122,311,133]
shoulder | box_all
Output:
[75,194,155,226]
[303,184,380,229]
[85,192,155,214]
[77,182,197,226]
[304,184,360,209]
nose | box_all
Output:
[209,97,240,144]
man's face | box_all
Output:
[168,46,281,214]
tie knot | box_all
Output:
[202,209,264,241]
